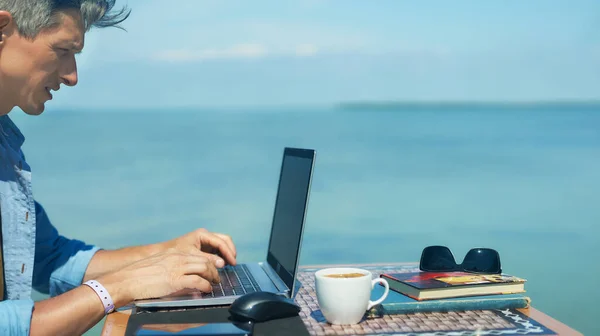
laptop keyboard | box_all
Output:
[207,264,261,297]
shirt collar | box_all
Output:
[0,114,26,150]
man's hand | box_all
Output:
[97,248,221,307]
[83,228,237,286]
[160,228,237,268]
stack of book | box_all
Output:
[373,271,529,314]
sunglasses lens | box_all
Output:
[420,246,457,272]
[463,248,501,273]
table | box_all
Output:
[102,263,582,336]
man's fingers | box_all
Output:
[168,288,199,297]
[200,233,237,266]
[182,256,220,284]
[201,251,225,268]
[179,275,213,293]
[184,247,226,268]
[214,233,237,258]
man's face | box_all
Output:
[0,9,84,115]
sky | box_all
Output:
[50,0,600,109]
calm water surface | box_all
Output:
[11,105,600,335]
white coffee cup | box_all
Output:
[314,267,390,325]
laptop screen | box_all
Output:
[266,147,315,293]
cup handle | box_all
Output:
[367,278,389,310]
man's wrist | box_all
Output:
[95,272,133,309]
[83,280,115,314]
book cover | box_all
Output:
[383,271,525,289]
[380,271,526,300]
[371,283,531,315]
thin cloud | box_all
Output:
[153,43,268,62]
[153,43,320,62]
[295,44,319,57]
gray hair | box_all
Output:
[0,0,130,39]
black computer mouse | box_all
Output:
[228,291,301,323]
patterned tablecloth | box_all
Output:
[295,265,555,336]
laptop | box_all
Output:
[134,147,316,308]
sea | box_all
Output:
[9,104,600,335]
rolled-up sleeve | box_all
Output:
[32,201,101,296]
[0,299,34,335]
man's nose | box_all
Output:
[60,57,79,87]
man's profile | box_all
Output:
[1,1,238,335]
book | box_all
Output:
[371,283,530,314]
[380,271,526,301]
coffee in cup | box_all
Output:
[324,272,365,278]
[314,267,389,325]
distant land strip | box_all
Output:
[337,100,600,110]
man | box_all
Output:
[0,1,238,335]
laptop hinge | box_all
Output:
[258,262,289,295]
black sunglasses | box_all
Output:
[419,245,502,274]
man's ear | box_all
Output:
[0,11,15,43]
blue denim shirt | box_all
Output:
[1,115,101,335]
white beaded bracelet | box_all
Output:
[84,280,115,314]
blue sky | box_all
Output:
[52,0,600,109]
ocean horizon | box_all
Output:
[9,104,599,335]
